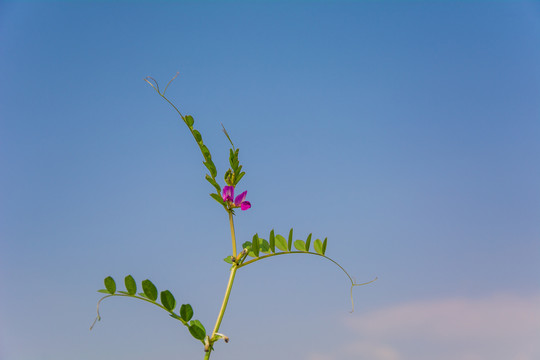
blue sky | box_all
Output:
[1,1,539,360]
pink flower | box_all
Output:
[222,186,251,210]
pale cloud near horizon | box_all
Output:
[309,294,540,360]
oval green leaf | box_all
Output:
[260,239,270,254]
[269,229,276,253]
[160,290,176,311]
[185,115,194,128]
[188,320,206,340]
[142,279,158,301]
[180,304,194,322]
[294,240,306,251]
[192,129,203,144]
[322,237,328,255]
[104,276,116,294]
[210,193,226,206]
[124,275,136,295]
[313,239,324,255]
[201,144,212,161]
[275,234,288,252]
[204,161,217,178]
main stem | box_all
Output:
[229,212,237,257]
[204,212,239,360]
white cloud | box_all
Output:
[309,294,540,360]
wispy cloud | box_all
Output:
[309,294,540,360]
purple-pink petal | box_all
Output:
[222,186,234,202]
[240,201,251,211]
[234,191,247,206]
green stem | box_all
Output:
[205,264,238,360]
[204,213,239,359]
[229,212,237,257]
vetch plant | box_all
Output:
[91,73,377,359]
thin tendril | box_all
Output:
[221,123,235,151]
[144,76,160,93]
[163,72,179,95]
[90,293,187,331]
[237,251,377,312]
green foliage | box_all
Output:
[222,128,246,188]
[236,230,330,265]
[93,275,208,345]
[294,240,306,252]
[142,279,158,301]
[288,228,293,251]
[275,234,288,251]
[260,239,271,254]
[313,239,324,255]
[184,115,194,127]
[210,193,226,207]
[160,290,176,311]
[305,233,312,252]
[104,276,116,294]
[205,175,221,194]
[180,304,194,322]
[252,234,260,257]
[269,229,276,253]
[124,275,137,295]
[188,320,206,340]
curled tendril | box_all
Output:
[237,252,377,312]
[90,294,113,330]
[144,72,179,96]
[163,72,179,95]
[144,76,160,94]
